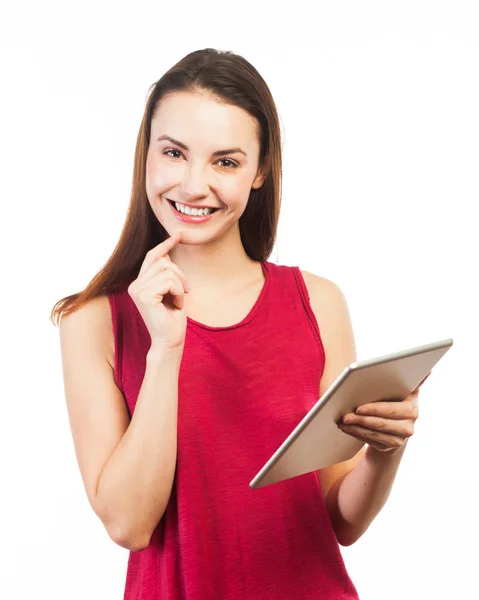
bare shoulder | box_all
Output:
[59,294,115,370]
[299,270,357,397]
[300,270,349,320]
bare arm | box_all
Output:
[94,349,181,550]
[324,443,407,546]
[59,296,182,552]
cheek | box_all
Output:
[145,154,176,193]
[221,172,255,202]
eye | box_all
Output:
[218,158,239,169]
[163,148,182,159]
[162,148,238,169]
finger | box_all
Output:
[340,414,415,437]
[137,271,185,310]
[138,233,181,277]
[367,440,393,452]
[337,428,390,451]
[142,256,190,293]
[151,272,185,310]
[339,423,407,448]
[355,396,418,419]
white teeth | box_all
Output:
[174,202,213,216]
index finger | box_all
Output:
[139,232,180,276]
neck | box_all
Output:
[167,229,259,293]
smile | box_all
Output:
[167,199,220,217]
[166,198,221,223]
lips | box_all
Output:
[167,198,220,211]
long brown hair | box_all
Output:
[50,48,283,326]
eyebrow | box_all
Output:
[156,134,247,157]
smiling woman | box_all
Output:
[51,47,417,600]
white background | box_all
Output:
[1,1,477,598]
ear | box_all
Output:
[251,166,267,190]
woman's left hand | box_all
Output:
[337,373,431,453]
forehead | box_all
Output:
[151,91,259,147]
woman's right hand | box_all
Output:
[128,232,190,352]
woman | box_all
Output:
[53,48,426,599]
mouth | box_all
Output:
[167,198,221,216]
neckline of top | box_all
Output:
[186,260,271,332]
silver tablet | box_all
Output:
[249,338,453,489]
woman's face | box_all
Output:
[145,90,266,244]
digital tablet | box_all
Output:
[249,338,453,489]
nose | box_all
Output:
[180,161,210,202]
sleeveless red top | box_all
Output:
[108,261,359,600]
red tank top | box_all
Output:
[108,261,359,600]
